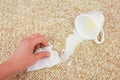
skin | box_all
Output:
[0,33,50,80]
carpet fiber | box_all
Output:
[0,0,120,80]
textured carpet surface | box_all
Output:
[0,0,120,80]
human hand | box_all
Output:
[7,33,50,73]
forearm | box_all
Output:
[0,61,15,80]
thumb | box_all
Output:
[35,51,50,60]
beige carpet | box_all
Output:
[0,0,120,80]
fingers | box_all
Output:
[34,43,45,50]
[34,44,41,50]
[29,33,48,47]
[32,36,48,47]
[35,51,50,60]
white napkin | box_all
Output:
[28,44,60,71]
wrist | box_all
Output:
[6,59,20,75]
[4,61,16,75]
